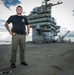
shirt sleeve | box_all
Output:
[25,17,29,25]
[6,16,12,24]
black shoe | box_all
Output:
[11,63,16,68]
[21,62,28,66]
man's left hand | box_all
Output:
[26,32,29,36]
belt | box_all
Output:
[12,32,25,35]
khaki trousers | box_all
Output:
[10,34,26,64]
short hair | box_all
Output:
[16,5,22,9]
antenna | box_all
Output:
[42,0,51,11]
[44,0,50,6]
[42,0,51,6]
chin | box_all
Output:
[17,13,22,14]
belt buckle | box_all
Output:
[12,32,16,36]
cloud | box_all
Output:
[0,27,7,32]
[0,19,6,22]
[1,0,21,9]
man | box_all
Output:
[5,5,30,68]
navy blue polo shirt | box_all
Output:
[6,15,29,33]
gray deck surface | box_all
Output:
[0,43,74,75]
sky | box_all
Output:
[0,0,74,42]
[0,0,74,30]
[52,0,74,31]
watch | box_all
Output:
[28,32,30,34]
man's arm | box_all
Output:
[5,22,12,35]
[26,25,30,36]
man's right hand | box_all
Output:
[5,22,12,36]
[9,31,12,35]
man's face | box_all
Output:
[16,7,23,14]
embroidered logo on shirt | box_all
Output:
[22,19,25,22]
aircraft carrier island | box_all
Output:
[27,0,65,43]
